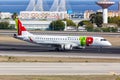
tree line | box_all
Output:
[78,12,119,32]
[0,21,15,29]
[0,12,18,29]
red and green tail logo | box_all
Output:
[15,18,26,35]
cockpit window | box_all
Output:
[101,39,107,41]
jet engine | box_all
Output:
[61,44,73,50]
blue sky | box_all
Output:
[0,0,118,13]
[0,0,119,3]
[0,0,119,1]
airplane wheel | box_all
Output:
[69,45,73,50]
[55,47,60,51]
[55,47,65,51]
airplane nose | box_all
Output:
[107,42,112,46]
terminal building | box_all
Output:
[20,11,69,20]
[0,12,12,19]
[17,0,69,30]
[10,20,51,30]
[20,0,69,20]
[84,10,120,19]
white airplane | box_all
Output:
[14,19,112,51]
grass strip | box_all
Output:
[0,75,120,80]
[1,56,120,62]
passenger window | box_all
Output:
[101,39,107,41]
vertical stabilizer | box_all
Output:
[15,19,27,36]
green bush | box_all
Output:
[116,77,120,80]
[9,24,15,30]
[93,28,101,32]
[101,27,118,32]
[78,20,94,32]
[49,20,65,31]
[0,21,15,30]
[64,19,76,27]
[108,16,120,27]
[90,12,103,27]
[110,27,118,32]
[85,25,94,32]
[0,21,9,29]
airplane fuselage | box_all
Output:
[15,31,111,50]
[14,19,112,51]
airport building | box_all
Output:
[108,11,120,17]
[84,10,95,19]
[84,10,120,19]
[0,12,12,19]
[16,0,68,30]
[20,11,69,20]
[10,20,51,30]
[20,0,69,20]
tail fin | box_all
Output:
[15,18,27,35]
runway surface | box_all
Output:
[0,31,120,58]
[0,31,120,75]
[0,43,120,59]
[0,63,120,75]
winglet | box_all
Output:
[15,18,26,35]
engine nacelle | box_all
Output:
[64,44,73,50]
